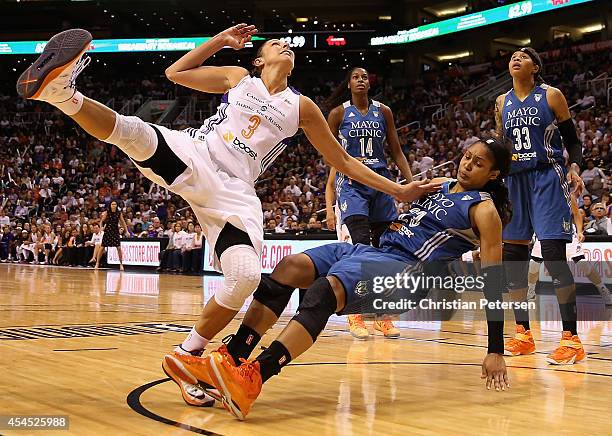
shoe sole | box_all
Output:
[374,327,400,338]
[206,354,246,421]
[162,356,217,406]
[546,354,586,365]
[164,354,222,401]
[504,349,536,356]
[16,28,92,99]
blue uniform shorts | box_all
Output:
[503,164,572,241]
[337,168,397,223]
[303,242,418,315]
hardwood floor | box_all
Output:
[1,264,611,435]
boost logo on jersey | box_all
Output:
[223,131,258,160]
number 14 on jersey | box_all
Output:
[360,137,373,157]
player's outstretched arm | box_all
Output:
[472,200,509,391]
[165,24,256,94]
[299,95,441,203]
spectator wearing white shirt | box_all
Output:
[180,222,198,273]
[284,178,302,197]
[87,223,105,268]
[170,224,188,272]
[0,209,10,227]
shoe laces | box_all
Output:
[350,315,366,327]
[66,55,91,90]
[237,358,258,382]
[379,320,394,330]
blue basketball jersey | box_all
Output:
[502,84,564,174]
[379,181,490,261]
[338,100,387,170]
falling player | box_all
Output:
[325,67,413,339]
[495,47,585,364]
[16,25,440,406]
[169,137,513,420]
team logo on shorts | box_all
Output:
[563,218,571,233]
[355,280,369,297]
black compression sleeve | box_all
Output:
[558,118,582,167]
[483,264,504,354]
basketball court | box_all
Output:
[2,264,611,435]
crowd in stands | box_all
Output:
[1,36,611,270]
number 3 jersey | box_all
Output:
[502,83,564,174]
[185,75,300,184]
[338,99,387,170]
[379,181,491,262]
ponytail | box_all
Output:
[479,136,513,228]
[482,178,513,228]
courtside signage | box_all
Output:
[370,0,594,46]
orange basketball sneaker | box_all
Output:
[546,331,586,365]
[373,317,400,338]
[162,344,237,403]
[348,314,369,339]
[206,351,262,420]
[504,324,536,356]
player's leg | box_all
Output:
[575,258,612,305]
[369,190,400,338]
[338,185,371,339]
[17,29,159,163]
[533,166,584,364]
[204,248,410,419]
[503,172,536,355]
[165,242,350,405]
[527,239,544,301]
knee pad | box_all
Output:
[106,114,158,160]
[344,215,370,245]
[214,245,261,311]
[503,243,529,290]
[293,277,338,341]
[253,275,296,317]
[541,240,574,288]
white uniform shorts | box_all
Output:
[133,124,263,272]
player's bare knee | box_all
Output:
[272,253,314,287]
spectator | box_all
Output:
[585,203,609,235]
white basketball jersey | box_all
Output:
[186,76,300,184]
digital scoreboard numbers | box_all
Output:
[370,0,594,46]
[508,1,533,19]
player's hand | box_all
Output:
[395,179,442,203]
[218,23,258,50]
[481,353,509,391]
[325,208,336,231]
[567,164,584,196]
[577,231,585,243]
[472,250,481,261]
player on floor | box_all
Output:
[527,193,612,305]
[324,67,413,339]
[495,47,585,364]
[17,26,440,407]
[168,137,512,419]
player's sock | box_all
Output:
[226,324,261,363]
[175,326,209,356]
[255,340,292,383]
[53,91,84,116]
[513,306,530,331]
[559,302,577,336]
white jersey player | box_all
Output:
[528,194,611,304]
[17,24,440,407]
